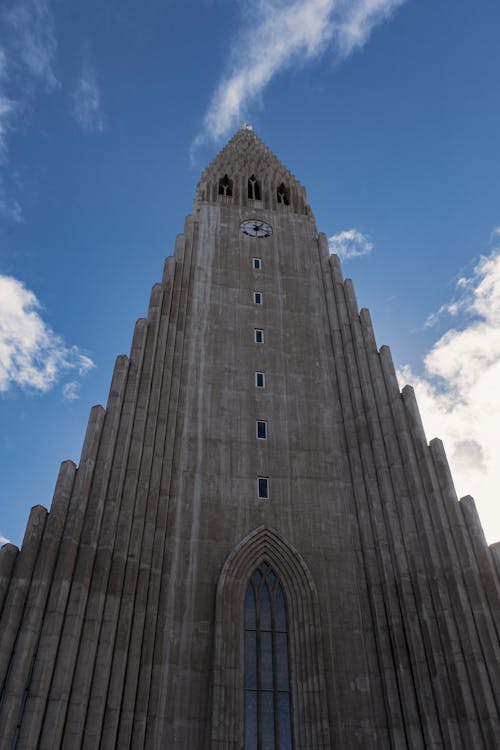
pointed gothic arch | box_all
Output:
[211,526,331,748]
[218,174,233,197]
[277,182,290,206]
[248,175,261,201]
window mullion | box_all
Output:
[255,581,263,750]
[271,582,281,749]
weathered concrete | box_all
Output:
[0,127,498,749]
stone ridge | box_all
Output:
[199,126,303,190]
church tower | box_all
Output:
[0,126,499,749]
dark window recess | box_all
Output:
[254,292,262,305]
[253,258,261,270]
[218,174,233,196]
[256,372,265,388]
[257,421,267,440]
[255,329,264,344]
[277,183,290,206]
[248,175,262,201]
[244,562,292,747]
[257,477,269,500]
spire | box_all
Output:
[195,127,311,216]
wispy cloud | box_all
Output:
[328,228,374,259]
[72,60,103,133]
[62,380,80,401]
[0,534,11,546]
[0,275,94,395]
[192,0,406,153]
[0,1,59,221]
[398,241,500,543]
[3,0,58,89]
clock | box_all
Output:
[240,219,273,238]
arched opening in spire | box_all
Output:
[248,175,261,201]
[277,183,290,206]
[218,174,233,197]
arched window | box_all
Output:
[277,183,290,206]
[211,527,331,748]
[218,174,233,197]
[244,562,292,749]
[248,175,261,201]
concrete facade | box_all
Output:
[0,126,499,748]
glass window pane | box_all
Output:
[274,583,286,632]
[257,421,267,439]
[260,631,273,689]
[245,691,258,750]
[245,584,256,630]
[275,632,289,691]
[245,630,257,689]
[261,692,275,750]
[278,692,293,749]
[258,478,269,499]
[259,585,272,631]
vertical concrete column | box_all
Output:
[51,353,129,746]
[61,326,146,748]
[87,283,166,749]
[143,219,202,748]
[0,460,75,747]
[0,544,18,618]
[17,405,104,750]
[380,362,477,747]
[348,299,444,747]
[490,542,500,581]
[460,495,500,623]
[60,319,146,749]
[403,386,500,709]
[0,506,47,690]
[113,260,178,749]
[81,287,165,748]
[373,324,470,748]
[429,438,500,746]
[320,256,403,748]
[40,382,125,747]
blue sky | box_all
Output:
[1,0,500,545]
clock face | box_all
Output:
[240,219,273,238]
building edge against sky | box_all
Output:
[0,126,498,747]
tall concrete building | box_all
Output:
[0,126,499,749]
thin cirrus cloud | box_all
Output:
[71,61,104,133]
[2,0,59,89]
[328,228,374,259]
[0,275,95,398]
[0,0,59,221]
[399,240,500,543]
[192,0,407,154]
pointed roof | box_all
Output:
[202,126,294,178]
[196,126,310,213]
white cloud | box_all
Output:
[0,275,94,395]
[192,0,407,152]
[0,534,11,546]
[62,381,80,401]
[0,2,58,220]
[398,247,500,543]
[3,0,58,89]
[72,61,103,133]
[328,228,374,259]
